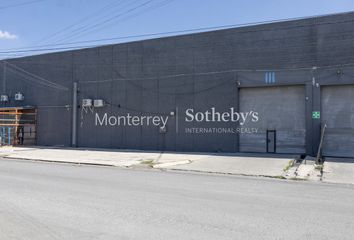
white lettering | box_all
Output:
[108,116,117,126]
[95,113,107,126]
[185,109,194,122]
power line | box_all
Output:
[2,31,354,62]
[49,0,145,44]
[34,0,126,45]
[106,102,171,116]
[77,62,353,84]
[0,0,46,10]
[0,44,101,54]
[1,14,354,57]
[1,57,352,96]
[55,0,175,44]
[53,0,155,44]
[7,67,66,90]
[4,61,69,90]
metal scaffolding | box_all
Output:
[0,107,37,146]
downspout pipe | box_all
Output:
[72,82,78,147]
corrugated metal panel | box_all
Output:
[321,85,354,157]
[239,86,306,154]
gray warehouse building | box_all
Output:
[1,12,354,157]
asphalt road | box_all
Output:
[0,159,353,240]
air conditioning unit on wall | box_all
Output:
[93,99,105,107]
[82,99,92,107]
[15,92,24,101]
[0,95,8,102]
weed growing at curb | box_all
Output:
[141,159,155,168]
[314,164,323,171]
[283,160,295,172]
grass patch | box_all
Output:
[314,164,323,171]
[141,159,155,168]
[283,160,295,172]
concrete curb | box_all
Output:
[161,167,288,180]
[153,160,192,168]
[2,156,118,167]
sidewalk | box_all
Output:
[322,158,354,185]
[0,146,294,178]
[156,153,294,177]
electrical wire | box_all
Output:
[0,21,352,61]
[4,61,69,91]
[3,35,354,66]
[1,13,353,93]
[106,102,170,116]
[6,67,66,90]
[3,33,354,65]
[0,0,46,10]
[53,0,155,44]
[77,64,347,84]
[1,43,353,83]
[56,0,175,44]
[5,61,68,89]
[49,1,151,45]
[124,79,232,95]
[35,0,127,45]
[2,12,354,54]
[49,0,145,44]
[1,57,352,90]
[36,105,71,108]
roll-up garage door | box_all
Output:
[239,86,306,154]
[321,85,354,157]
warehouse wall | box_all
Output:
[1,12,354,155]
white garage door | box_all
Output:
[321,85,354,157]
[239,86,306,154]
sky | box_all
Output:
[1,0,354,58]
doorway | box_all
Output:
[266,130,276,153]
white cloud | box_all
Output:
[0,30,18,40]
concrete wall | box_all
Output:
[1,12,354,155]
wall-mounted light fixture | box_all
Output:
[15,92,24,101]
[0,95,8,102]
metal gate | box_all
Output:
[239,86,306,154]
[321,85,354,157]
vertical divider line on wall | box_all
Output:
[2,62,6,95]
[35,108,38,145]
[305,82,313,156]
[110,45,114,149]
[311,67,318,156]
[72,82,78,147]
[15,109,18,145]
[175,106,178,134]
[235,72,240,152]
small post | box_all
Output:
[316,124,327,164]
[71,82,78,147]
[8,127,11,145]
